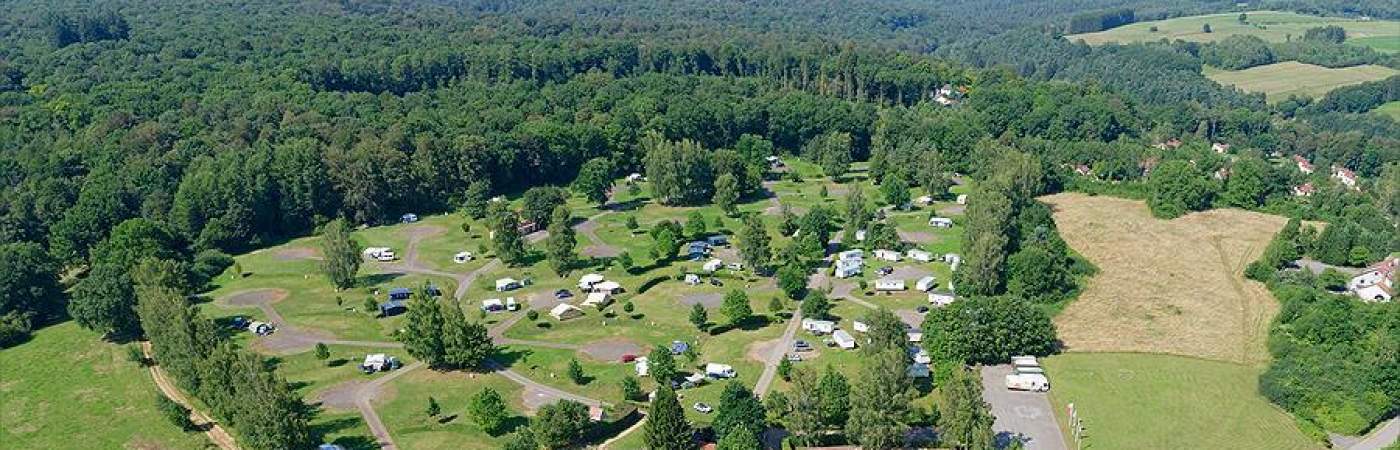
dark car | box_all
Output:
[554,289,573,299]
[709,278,723,286]
[877,266,894,276]
[916,305,930,314]
[229,316,249,330]
[792,340,813,352]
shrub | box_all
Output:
[526,310,539,321]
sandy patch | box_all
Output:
[677,292,724,308]
[897,230,938,244]
[222,288,289,306]
[315,380,366,411]
[274,247,322,261]
[402,224,446,240]
[581,337,644,362]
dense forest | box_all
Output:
[0,0,1396,446]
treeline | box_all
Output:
[1246,220,1399,437]
[1196,31,1397,71]
[43,10,129,48]
[136,259,313,449]
[1067,8,1136,33]
[1298,75,1400,116]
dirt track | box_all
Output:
[142,342,240,450]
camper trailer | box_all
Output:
[1005,373,1050,392]
[363,247,396,262]
[875,279,906,291]
[453,251,473,263]
[832,330,857,349]
[705,363,737,379]
[802,318,836,335]
[916,276,937,292]
[873,249,902,262]
[907,249,934,262]
[928,217,954,228]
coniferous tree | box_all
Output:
[402,291,446,366]
[720,290,753,327]
[468,388,509,435]
[817,365,851,428]
[941,367,996,450]
[644,387,695,450]
[712,382,765,444]
[846,348,914,449]
[545,205,577,275]
[439,299,494,369]
[689,303,709,331]
[736,215,772,274]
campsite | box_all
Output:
[2,1,1397,449]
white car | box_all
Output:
[453,251,472,263]
[692,402,713,413]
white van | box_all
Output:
[1006,373,1050,392]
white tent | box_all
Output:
[852,321,870,333]
[578,273,605,290]
[685,273,702,285]
[583,292,612,309]
[453,251,473,263]
[634,357,650,377]
[593,280,622,293]
[956,194,968,205]
[550,303,583,321]
[832,330,857,349]
[703,258,723,273]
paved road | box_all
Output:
[356,361,424,449]
[1332,418,1400,450]
[142,342,241,450]
[980,365,1068,450]
[753,310,803,397]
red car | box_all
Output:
[620,354,638,363]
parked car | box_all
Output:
[916,305,930,314]
[792,340,813,352]
[786,353,802,362]
[620,354,638,363]
[229,316,249,330]
[692,402,713,413]
[709,278,723,286]
[877,266,894,276]
[554,289,573,299]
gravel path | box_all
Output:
[753,310,802,397]
[142,342,240,450]
[980,365,1068,450]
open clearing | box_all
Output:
[1205,62,1399,102]
[1043,353,1318,450]
[1066,11,1400,48]
[1375,101,1400,121]
[0,323,210,449]
[1042,193,1285,365]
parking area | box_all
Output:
[980,365,1068,450]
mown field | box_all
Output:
[0,323,212,449]
[1043,353,1319,450]
[1066,11,1400,49]
[1375,101,1400,120]
[1204,62,1399,102]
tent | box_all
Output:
[593,280,622,293]
[550,303,583,321]
[583,292,611,309]
[378,301,407,317]
[386,287,412,300]
[578,273,605,290]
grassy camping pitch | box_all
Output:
[0,323,211,449]
[1043,353,1318,450]
[1204,62,1399,102]
[1065,11,1400,47]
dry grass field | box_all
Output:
[1205,62,1399,103]
[1041,193,1287,365]
[1066,11,1400,47]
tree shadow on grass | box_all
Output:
[328,358,349,368]
[310,415,377,450]
[358,272,405,288]
[494,347,535,369]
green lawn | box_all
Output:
[1043,353,1320,450]
[1374,100,1400,121]
[375,369,528,449]
[1066,11,1400,46]
[1205,61,1399,102]
[0,323,212,449]
[1348,35,1400,54]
